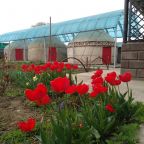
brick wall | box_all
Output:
[121,42,144,79]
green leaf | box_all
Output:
[90,126,101,139]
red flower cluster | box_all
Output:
[90,69,107,98]
[91,69,103,79]
[105,71,121,86]
[119,72,132,82]
[50,77,70,93]
[64,63,78,70]
[21,62,78,74]
[91,77,103,85]
[105,71,132,85]
[17,118,36,132]
[90,84,108,98]
[50,77,89,95]
[25,83,51,106]
[105,104,115,112]
[76,84,89,95]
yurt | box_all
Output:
[67,30,115,65]
[4,40,28,61]
[28,37,67,62]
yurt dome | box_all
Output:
[4,40,28,61]
[28,37,67,62]
[67,30,114,65]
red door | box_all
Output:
[15,48,23,61]
[102,47,111,64]
[48,47,57,61]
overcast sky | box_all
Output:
[0,0,124,34]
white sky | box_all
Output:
[0,0,124,34]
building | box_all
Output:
[4,40,28,61]
[28,37,67,62]
[67,30,115,66]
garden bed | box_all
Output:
[0,61,144,144]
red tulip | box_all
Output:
[25,83,51,106]
[76,84,89,95]
[119,72,132,82]
[93,84,108,93]
[89,90,99,98]
[65,63,72,70]
[91,77,103,85]
[65,85,77,94]
[17,118,36,132]
[105,71,121,86]
[105,104,115,112]
[72,64,78,70]
[91,69,103,79]
[50,77,70,93]
[25,89,36,101]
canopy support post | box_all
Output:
[114,27,117,68]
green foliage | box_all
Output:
[36,85,144,144]
[107,123,139,144]
[0,129,26,144]
[133,102,144,123]
[40,108,97,144]
[4,64,144,143]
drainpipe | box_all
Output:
[123,0,129,43]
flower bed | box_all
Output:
[1,61,144,144]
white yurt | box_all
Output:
[4,40,28,61]
[67,30,115,65]
[28,37,67,62]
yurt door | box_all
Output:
[102,47,111,64]
[15,48,23,61]
[48,47,57,61]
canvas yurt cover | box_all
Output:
[28,37,67,62]
[67,30,114,65]
[4,40,28,61]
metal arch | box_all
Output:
[90,56,110,70]
[61,57,88,72]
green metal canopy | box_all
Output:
[0,10,124,43]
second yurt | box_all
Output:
[28,37,67,62]
[67,30,115,65]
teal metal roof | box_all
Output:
[0,10,124,43]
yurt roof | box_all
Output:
[72,30,114,42]
[5,40,30,49]
[29,37,66,48]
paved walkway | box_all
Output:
[76,68,144,102]
[75,68,144,143]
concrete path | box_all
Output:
[76,68,144,102]
[75,68,144,143]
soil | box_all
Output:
[0,96,40,135]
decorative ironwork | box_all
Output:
[125,0,144,42]
[129,0,144,41]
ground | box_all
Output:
[0,96,39,135]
